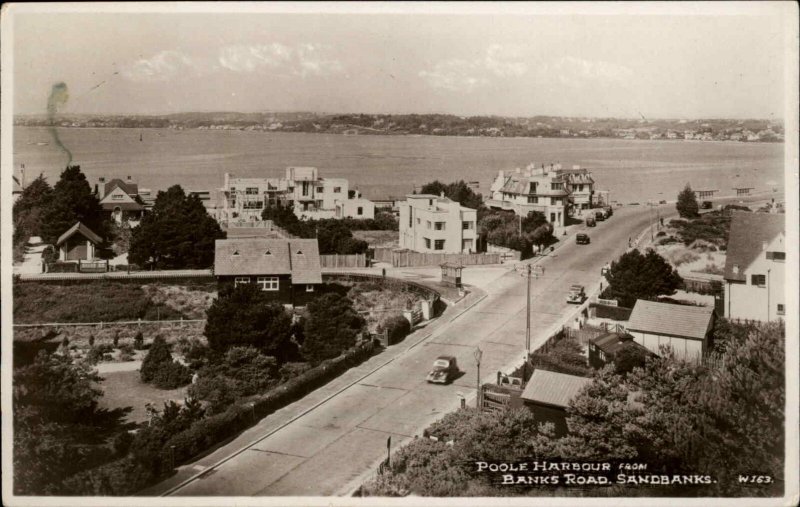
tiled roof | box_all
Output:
[626,300,714,340]
[56,222,103,246]
[723,211,785,282]
[520,369,592,408]
[592,332,652,356]
[104,178,138,196]
[214,238,321,284]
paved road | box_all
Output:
[165,204,661,497]
[163,192,781,497]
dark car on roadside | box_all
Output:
[586,216,596,227]
[426,356,459,384]
[595,211,605,221]
[576,233,590,245]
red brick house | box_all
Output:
[214,238,322,306]
[56,222,103,261]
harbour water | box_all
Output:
[12,127,785,204]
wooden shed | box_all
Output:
[56,222,102,262]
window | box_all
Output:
[529,182,538,193]
[243,201,264,209]
[551,182,563,190]
[317,187,324,193]
[751,274,766,287]
[333,187,341,193]
[306,285,315,292]
[462,221,473,230]
[424,238,431,249]
[527,196,539,204]
[435,222,446,231]
[230,186,236,192]
[257,276,279,291]
[234,276,250,287]
[417,218,421,225]
[408,211,413,227]
[426,220,432,229]
[766,251,785,261]
[777,304,785,315]
[462,239,473,251]
[246,187,259,195]
[434,239,445,250]
[551,197,560,205]
[112,194,123,200]
[357,207,363,216]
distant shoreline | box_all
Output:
[11,125,784,145]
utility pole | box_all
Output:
[474,347,483,409]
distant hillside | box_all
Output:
[13,112,784,143]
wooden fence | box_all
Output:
[375,249,501,268]
[320,254,368,268]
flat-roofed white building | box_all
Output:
[398,194,477,253]
[222,167,375,222]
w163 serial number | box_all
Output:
[738,475,773,484]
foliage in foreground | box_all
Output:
[364,320,785,497]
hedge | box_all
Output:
[590,303,633,321]
[381,315,411,345]
[156,339,378,475]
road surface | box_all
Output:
[161,193,776,496]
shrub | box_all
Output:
[301,293,365,363]
[84,344,114,365]
[133,332,144,350]
[112,331,120,348]
[279,362,312,381]
[113,431,134,457]
[140,336,191,389]
[380,314,412,345]
[118,343,135,362]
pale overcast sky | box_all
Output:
[8,3,792,119]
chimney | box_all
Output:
[20,164,25,189]
[98,177,106,199]
[224,172,230,190]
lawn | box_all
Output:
[97,368,190,424]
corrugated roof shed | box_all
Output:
[214,238,321,283]
[56,222,103,246]
[626,300,714,340]
[520,369,592,408]
[723,211,785,282]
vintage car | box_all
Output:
[426,355,459,384]
[586,216,596,227]
[595,210,606,221]
[576,233,591,245]
[567,284,587,304]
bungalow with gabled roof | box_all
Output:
[213,238,322,306]
[56,222,103,262]
[97,176,145,224]
[625,300,715,363]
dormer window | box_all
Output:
[264,250,272,255]
[296,250,303,255]
[232,250,240,256]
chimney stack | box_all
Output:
[98,177,106,199]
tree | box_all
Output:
[301,293,365,363]
[128,185,225,269]
[204,283,296,359]
[676,183,699,219]
[420,180,483,209]
[602,248,683,308]
[13,174,54,248]
[613,341,650,376]
[139,336,191,389]
[40,166,108,245]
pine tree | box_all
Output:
[676,183,699,218]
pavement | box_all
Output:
[151,204,662,497]
[13,236,46,275]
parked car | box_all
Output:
[567,284,586,304]
[595,211,605,221]
[576,233,590,245]
[427,356,459,384]
[586,216,596,227]
[702,201,713,209]
[603,206,613,218]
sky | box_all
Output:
[8,3,792,119]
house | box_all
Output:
[519,369,592,437]
[398,194,477,253]
[56,222,103,262]
[625,300,715,363]
[723,211,785,322]
[213,238,322,306]
[221,167,375,223]
[588,332,653,370]
[97,176,145,224]
[485,163,587,226]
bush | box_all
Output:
[118,343,135,362]
[301,293,365,363]
[84,344,114,365]
[279,362,312,381]
[380,315,412,345]
[531,336,591,377]
[113,431,134,457]
[140,336,191,389]
[133,332,144,350]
